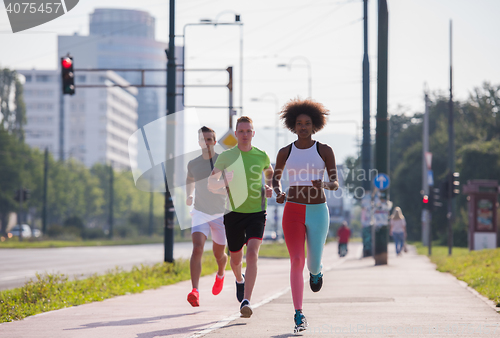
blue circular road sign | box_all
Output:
[374,173,390,190]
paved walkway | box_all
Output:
[1,242,499,338]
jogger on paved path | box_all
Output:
[208,116,274,319]
[186,127,228,307]
[272,98,339,333]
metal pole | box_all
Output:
[374,0,389,265]
[59,73,64,161]
[362,0,371,192]
[18,185,23,242]
[422,92,430,246]
[447,20,454,256]
[109,164,114,239]
[228,67,233,129]
[42,148,48,235]
[165,0,176,263]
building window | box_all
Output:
[77,75,86,83]
[25,75,32,82]
[36,75,52,82]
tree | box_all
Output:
[0,68,26,140]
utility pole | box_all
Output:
[374,0,389,265]
[109,164,114,239]
[362,0,372,258]
[59,75,65,161]
[422,92,430,246]
[42,148,48,235]
[447,20,454,256]
[164,0,176,263]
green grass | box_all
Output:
[416,243,500,307]
[259,241,289,258]
[0,251,220,323]
[0,236,166,249]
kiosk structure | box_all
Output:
[462,180,499,250]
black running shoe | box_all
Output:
[294,309,308,333]
[236,274,245,302]
[240,299,252,318]
[309,272,323,292]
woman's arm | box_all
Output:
[272,145,290,204]
[316,143,339,191]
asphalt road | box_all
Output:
[0,241,211,291]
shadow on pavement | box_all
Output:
[64,312,204,330]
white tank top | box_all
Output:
[286,141,326,186]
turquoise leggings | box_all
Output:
[282,201,329,310]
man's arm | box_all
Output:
[186,175,195,206]
[263,165,274,198]
[207,168,233,193]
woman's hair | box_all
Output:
[279,98,329,133]
[391,206,404,220]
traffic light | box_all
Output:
[14,188,29,202]
[61,55,75,95]
[452,172,460,197]
[422,194,429,209]
[432,187,443,209]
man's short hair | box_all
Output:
[235,116,254,130]
[198,126,216,141]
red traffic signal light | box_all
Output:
[61,57,73,69]
[61,55,75,95]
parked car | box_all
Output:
[9,224,32,238]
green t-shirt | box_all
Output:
[214,145,271,213]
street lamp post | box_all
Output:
[251,93,280,154]
[181,13,244,115]
[278,56,312,98]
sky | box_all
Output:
[1,0,500,164]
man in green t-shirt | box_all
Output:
[208,116,273,319]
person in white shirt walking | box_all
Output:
[389,207,407,256]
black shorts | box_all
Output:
[223,211,266,252]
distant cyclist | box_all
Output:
[273,98,339,333]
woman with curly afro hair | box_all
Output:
[272,98,339,333]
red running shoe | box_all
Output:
[212,274,224,295]
[187,288,200,307]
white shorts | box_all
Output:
[190,209,226,246]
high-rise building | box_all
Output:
[19,69,138,170]
[58,8,184,129]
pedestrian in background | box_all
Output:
[272,98,339,333]
[337,221,351,257]
[186,127,228,307]
[390,206,407,256]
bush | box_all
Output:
[46,224,81,240]
[115,224,138,239]
[81,227,106,240]
[63,216,84,230]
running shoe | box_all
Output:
[212,274,224,295]
[236,274,245,302]
[309,272,323,292]
[240,299,253,318]
[294,309,308,333]
[187,288,199,307]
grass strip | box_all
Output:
[0,251,220,323]
[0,236,187,249]
[416,244,500,307]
